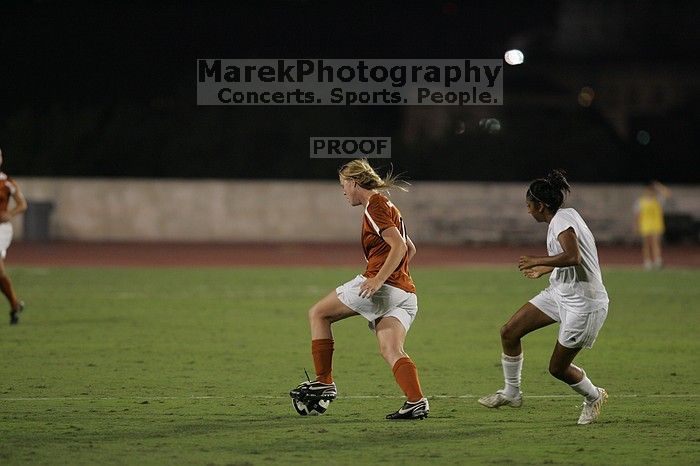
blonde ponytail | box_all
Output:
[338,159,408,192]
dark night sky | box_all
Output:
[1,1,698,181]
[2,2,555,100]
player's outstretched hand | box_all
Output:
[518,255,537,270]
[522,266,548,279]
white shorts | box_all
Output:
[0,222,13,259]
[336,275,418,332]
[529,287,608,349]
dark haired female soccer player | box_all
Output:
[479,170,609,425]
[0,148,26,325]
[290,159,428,420]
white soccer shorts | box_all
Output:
[336,275,418,332]
[0,222,13,259]
[530,286,608,349]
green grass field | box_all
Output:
[1,266,699,465]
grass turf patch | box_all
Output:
[1,266,698,465]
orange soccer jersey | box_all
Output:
[0,173,17,213]
[361,193,416,293]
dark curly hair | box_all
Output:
[526,169,571,212]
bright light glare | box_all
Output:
[504,49,524,65]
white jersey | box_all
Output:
[546,208,609,312]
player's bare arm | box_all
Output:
[359,227,407,298]
[518,227,581,270]
[11,183,28,215]
[0,183,27,223]
[406,235,416,263]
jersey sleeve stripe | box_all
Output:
[364,209,382,235]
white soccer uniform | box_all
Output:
[530,208,609,348]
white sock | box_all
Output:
[501,353,523,398]
[569,367,599,402]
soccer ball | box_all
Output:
[292,398,330,416]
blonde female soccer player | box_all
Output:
[0,148,27,324]
[290,159,428,420]
[635,181,671,269]
[479,170,609,425]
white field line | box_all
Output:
[0,394,697,402]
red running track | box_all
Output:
[7,241,700,268]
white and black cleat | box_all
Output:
[289,380,337,402]
[386,397,430,420]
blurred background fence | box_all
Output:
[14,178,700,245]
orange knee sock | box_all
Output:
[392,357,424,402]
[311,339,334,384]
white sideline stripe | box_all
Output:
[0,394,697,402]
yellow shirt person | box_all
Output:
[635,181,671,269]
[636,194,665,236]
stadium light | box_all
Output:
[504,49,524,65]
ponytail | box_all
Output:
[338,159,409,192]
[526,169,571,211]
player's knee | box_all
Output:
[378,342,391,359]
[307,303,324,322]
[378,343,403,364]
[308,302,332,323]
[548,361,566,379]
[500,323,517,343]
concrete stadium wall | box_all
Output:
[12,178,700,244]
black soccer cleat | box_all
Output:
[386,397,430,420]
[289,380,337,402]
[9,301,24,325]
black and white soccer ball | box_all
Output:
[292,398,330,416]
